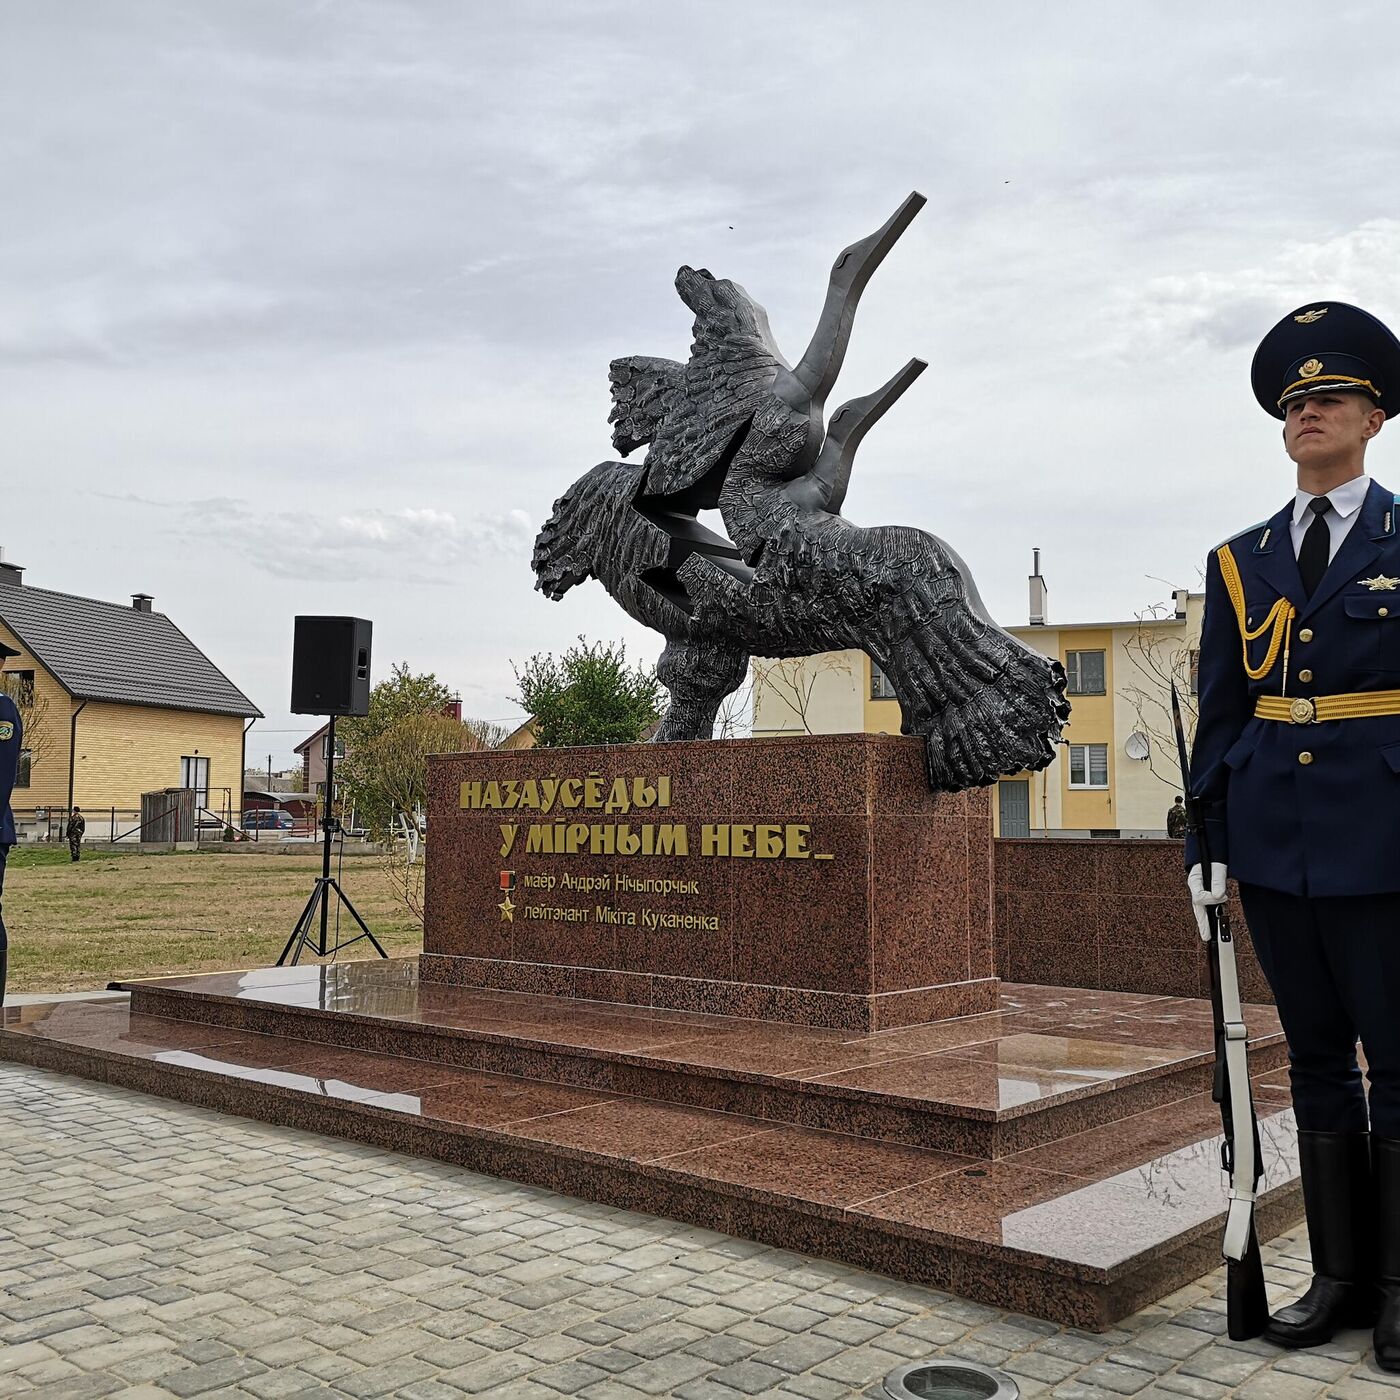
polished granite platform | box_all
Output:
[0,960,1302,1330]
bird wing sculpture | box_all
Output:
[532,193,1069,792]
[606,355,684,458]
[609,268,793,499]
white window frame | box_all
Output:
[1067,743,1109,789]
[1065,649,1106,695]
[180,755,210,808]
[870,662,898,700]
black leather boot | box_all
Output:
[1265,1130,1377,1348]
[1375,1137,1400,1373]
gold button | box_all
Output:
[1299,751,1314,765]
[1299,669,1313,682]
[1299,628,1314,642]
[1381,607,1390,617]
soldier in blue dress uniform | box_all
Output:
[1189,302,1400,1368]
[0,641,23,1007]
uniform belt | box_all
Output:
[1255,690,1400,724]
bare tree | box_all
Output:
[474,720,511,749]
[1120,598,1201,792]
[751,653,854,735]
[2,673,53,775]
[356,712,496,925]
[713,673,755,739]
[382,844,428,926]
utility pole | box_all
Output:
[267,754,273,789]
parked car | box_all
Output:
[242,809,294,832]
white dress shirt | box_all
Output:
[1289,474,1370,564]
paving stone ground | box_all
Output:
[2,1061,1397,1399]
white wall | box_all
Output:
[751,649,863,736]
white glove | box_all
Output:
[1187,863,1229,942]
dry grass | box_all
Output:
[4,848,424,994]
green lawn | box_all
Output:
[4,849,424,993]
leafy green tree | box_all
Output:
[513,637,662,747]
[337,663,501,835]
[339,662,456,751]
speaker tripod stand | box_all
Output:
[277,713,388,967]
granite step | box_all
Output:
[0,995,1301,1331]
[118,962,1290,1158]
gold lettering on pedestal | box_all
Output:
[494,819,832,862]
[698,823,823,859]
[462,773,672,815]
[470,774,836,862]
[595,905,636,926]
[504,901,721,933]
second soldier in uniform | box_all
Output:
[1189,303,1400,1369]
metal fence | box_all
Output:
[11,788,308,845]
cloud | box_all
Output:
[1110,220,1400,359]
[181,497,535,582]
[8,0,1400,763]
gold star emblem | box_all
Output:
[1359,575,1400,591]
[497,894,516,922]
[1299,358,1324,378]
[1295,308,1329,324]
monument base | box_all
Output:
[423,733,997,1032]
[0,962,1298,1331]
[419,953,997,1034]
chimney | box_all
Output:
[1173,588,1189,620]
[131,593,153,613]
[0,547,23,588]
[1028,548,1047,626]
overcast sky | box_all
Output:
[5,1,1400,766]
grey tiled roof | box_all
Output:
[0,584,262,718]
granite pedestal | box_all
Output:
[422,734,996,1031]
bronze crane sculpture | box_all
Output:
[532,193,1068,791]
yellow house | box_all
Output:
[750,562,1202,837]
[0,556,261,841]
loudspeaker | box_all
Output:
[291,617,373,716]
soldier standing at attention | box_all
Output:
[1188,303,1400,1369]
[67,806,85,862]
[0,642,23,1006]
[1166,795,1188,838]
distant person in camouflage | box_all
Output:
[66,807,85,862]
[1166,795,1188,839]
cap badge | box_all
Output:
[1295,308,1329,324]
[1299,358,1324,378]
[1359,575,1400,591]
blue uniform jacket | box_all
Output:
[0,690,20,848]
[1189,478,1400,896]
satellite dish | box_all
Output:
[1125,732,1151,761]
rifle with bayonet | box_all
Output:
[1171,683,1269,1341]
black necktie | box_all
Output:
[1299,495,1333,598]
